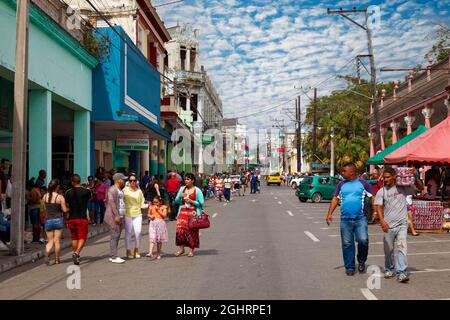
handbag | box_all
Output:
[188,193,210,229]
[189,211,210,229]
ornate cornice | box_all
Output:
[2,0,98,68]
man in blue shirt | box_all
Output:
[326,163,375,276]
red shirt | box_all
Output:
[166,178,181,193]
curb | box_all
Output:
[0,225,110,274]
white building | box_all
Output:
[162,23,223,174]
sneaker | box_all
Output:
[384,271,395,279]
[39,238,46,245]
[358,263,366,273]
[109,257,125,264]
[397,274,409,283]
[345,270,356,276]
[72,252,80,265]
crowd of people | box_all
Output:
[0,160,266,265]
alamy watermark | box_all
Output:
[66,265,81,290]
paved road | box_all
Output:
[1,186,450,300]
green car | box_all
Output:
[296,176,342,203]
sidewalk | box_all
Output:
[0,224,109,274]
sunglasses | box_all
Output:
[129,179,137,182]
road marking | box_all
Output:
[303,213,310,216]
[287,211,294,217]
[274,197,278,200]
[313,221,322,224]
[321,227,340,230]
[360,288,378,300]
[304,231,320,242]
[368,251,450,258]
[212,213,218,218]
[307,217,316,219]
[244,249,257,254]
[278,201,282,205]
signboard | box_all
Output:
[312,162,330,170]
[116,135,149,151]
[202,134,213,145]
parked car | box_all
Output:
[290,176,304,189]
[296,176,342,203]
[267,172,282,186]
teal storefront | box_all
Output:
[0,0,98,183]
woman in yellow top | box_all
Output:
[124,174,148,259]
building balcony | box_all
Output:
[176,70,205,84]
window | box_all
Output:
[137,25,144,52]
[180,46,186,71]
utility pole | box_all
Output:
[296,96,302,174]
[10,0,30,256]
[330,128,335,177]
[327,7,381,150]
[312,88,317,159]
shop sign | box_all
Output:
[116,135,149,151]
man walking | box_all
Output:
[166,172,181,221]
[326,163,375,276]
[65,174,92,265]
[375,167,422,283]
[104,173,127,264]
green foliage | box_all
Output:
[303,76,395,171]
[425,23,450,63]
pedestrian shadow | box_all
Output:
[158,249,219,259]
[59,254,110,265]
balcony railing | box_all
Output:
[176,70,205,83]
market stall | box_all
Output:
[385,116,450,233]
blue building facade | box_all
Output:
[92,27,169,178]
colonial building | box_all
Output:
[162,23,223,174]
[369,56,450,161]
[76,0,172,178]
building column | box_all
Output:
[158,140,166,177]
[141,148,150,177]
[380,126,387,150]
[186,48,191,71]
[390,121,400,144]
[28,90,52,181]
[404,114,416,135]
[422,106,434,129]
[150,140,158,177]
[444,96,450,117]
[369,131,376,174]
[74,110,90,182]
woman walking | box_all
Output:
[124,174,148,259]
[146,196,169,259]
[43,179,68,265]
[146,176,161,201]
[174,173,205,257]
[94,178,108,226]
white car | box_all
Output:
[290,177,304,189]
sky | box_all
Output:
[155,0,449,130]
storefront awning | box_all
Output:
[384,116,450,165]
[366,125,428,165]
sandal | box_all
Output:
[188,252,194,257]
[175,251,185,257]
[55,259,61,264]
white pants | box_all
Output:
[124,215,142,251]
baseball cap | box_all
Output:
[113,173,128,181]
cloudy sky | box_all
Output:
[155,0,449,130]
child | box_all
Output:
[146,196,169,260]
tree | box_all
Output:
[303,76,395,172]
[425,23,450,63]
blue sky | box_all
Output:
[155,0,449,129]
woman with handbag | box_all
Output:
[174,173,205,257]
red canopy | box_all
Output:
[384,116,450,165]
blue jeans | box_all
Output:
[383,223,408,276]
[95,200,105,224]
[224,188,231,201]
[340,216,369,272]
[207,187,215,199]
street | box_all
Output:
[0,185,449,300]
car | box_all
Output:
[295,175,342,203]
[290,176,304,189]
[267,172,282,186]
